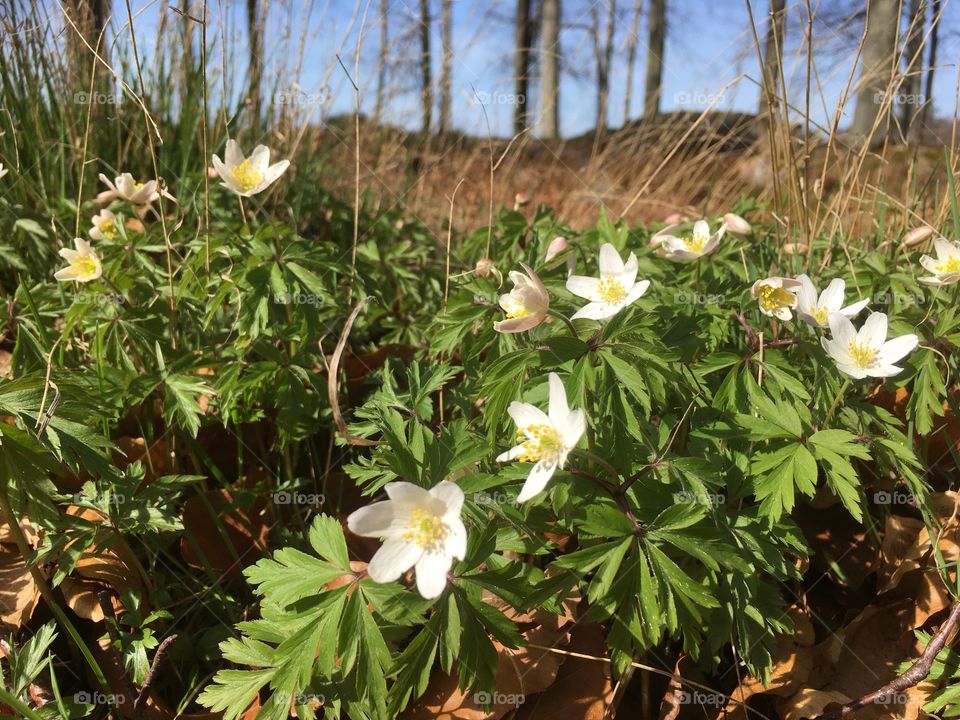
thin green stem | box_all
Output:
[572,448,621,483]
[548,308,579,338]
[822,377,852,428]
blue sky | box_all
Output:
[115,0,959,138]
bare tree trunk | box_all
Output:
[438,0,452,135]
[420,0,432,135]
[246,0,264,126]
[643,0,665,118]
[849,0,901,144]
[920,0,940,133]
[623,0,643,125]
[900,0,924,139]
[539,0,560,138]
[592,0,615,133]
[513,0,534,134]
[757,0,786,119]
[375,0,388,124]
[64,0,110,99]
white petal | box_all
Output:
[54,267,79,281]
[445,518,468,560]
[598,243,624,276]
[429,481,464,515]
[249,144,271,172]
[625,279,650,304]
[819,278,845,312]
[865,364,904,378]
[507,401,550,429]
[547,373,570,426]
[836,363,868,379]
[877,334,918,365]
[619,253,639,288]
[859,312,888,347]
[839,298,870,317]
[414,551,453,599]
[795,274,818,312]
[692,220,710,239]
[919,255,940,273]
[496,443,526,462]
[566,275,601,300]
[561,408,587,451]
[368,538,422,583]
[516,460,558,503]
[347,501,396,537]
[571,301,616,320]
[828,312,857,348]
[224,139,244,167]
[385,482,432,507]
[933,238,959,260]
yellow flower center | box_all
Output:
[134,181,144,190]
[812,306,829,325]
[73,256,99,280]
[757,283,794,312]
[402,509,448,551]
[937,257,960,273]
[516,424,562,463]
[230,159,264,192]
[683,233,707,254]
[848,340,877,368]
[98,219,117,240]
[597,277,627,304]
[503,297,530,319]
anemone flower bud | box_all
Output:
[723,212,752,235]
[903,226,935,249]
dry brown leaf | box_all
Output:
[658,657,685,720]
[180,489,270,577]
[403,590,581,720]
[722,607,815,719]
[778,688,851,720]
[0,543,40,628]
[512,623,614,720]
[113,436,171,482]
[0,512,40,547]
[0,350,12,378]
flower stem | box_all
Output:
[823,378,852,428]
[573,448,621,482]
[548,309,579,338]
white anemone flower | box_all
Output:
[566,243,650,320]
[89,209,120,242]
[55,238,102,283]
[496,373,587,503]
[821,312,918,379]
[918,238,960,287]
[751,276,801,320]
[795,274,869,328]
[658,220,725,261]
[97,173,162,205]
[494,263,549,333]
[346,481,467,599]
[212,139,290,197]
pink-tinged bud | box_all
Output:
[206,166,219,179]
[663,213,686,224]
[782,243,809,255]
[722,212,752,235]
[650,223,680,248]
[903,226,935,248]
[393,219,404,230]
[545,237,569,262]
[475,258,495,277]
[513,192,531,209]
